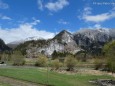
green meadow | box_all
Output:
[0,67,114,86]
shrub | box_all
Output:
[1,53,8,63]
[103,41,115,73]
[35,54,48,67]
[51,59,62,70]
[64,55,77,71]
[12,51,25,66]
[12,57,25,66]
[94,58,104,70]
[106,53,115,72]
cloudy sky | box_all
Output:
[0,0,115,43]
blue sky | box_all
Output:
[0,0,115,43]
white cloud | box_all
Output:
[0,14,12,20]
[94,24,101,28]
[1,15,12,20]
[45,0,69,12]
[31,17,41,25]
[58,19,69,24]
[84,7,92,15]
[37,0,43,11]
[83,13,114,22]
[0,0,9,9]
[82,6,115,23]
[0,20,55,44]
[80,24,108,31]
[93,24,109,33]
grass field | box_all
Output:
[0,67,114,86]
[0,83,10,86]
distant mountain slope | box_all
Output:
[109,29,115,39]
[53,30,74,43]
[38,30,80,55]
[7,36,44,49]
[73,29,115,55]
[74,29,111,47]
[7,29,115,57]
[0,39,11,51]
[15,30,80,57]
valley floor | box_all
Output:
[0,66,114,86]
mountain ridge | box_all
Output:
[4,28,115,57]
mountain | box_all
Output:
[53,30,74,43]
[25,30,80,57]
[0,39,11,51]
[44,30,80,54]
[109,29,115,39]
[8,29,115,57]
[14,30,80,57]
[74,29,111,47]
[7,36,44,49]
[73,29,115,55]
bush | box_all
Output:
[94,58,104,70]
[103,41,115,73]
[107,55,115,72]
[51,59,62,70]
[35,54,48,67]
[12,51,25,66]
[1,53,8,63]
[64,55,77,71]
[12,57,25,66]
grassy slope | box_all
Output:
[0,67,114,86]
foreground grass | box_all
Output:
[0,67,114,86]
[0,83,11,86]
